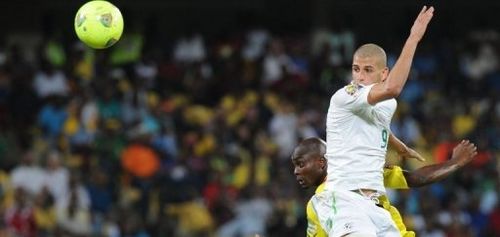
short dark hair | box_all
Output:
[292,137,326,159]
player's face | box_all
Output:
[292,153,325,189]
[352,56,388,86]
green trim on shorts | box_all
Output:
[332,192,337,214]
[326,192,338,231]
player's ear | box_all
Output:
[382,67,389,81]
[319,156,326,170]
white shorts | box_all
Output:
[310,189,400,237]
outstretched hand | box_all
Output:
[410,6,434,42]
[399,147,426,162]
[451,140,478,167]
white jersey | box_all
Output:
[325,83,397,193]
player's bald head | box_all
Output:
[292,137,326,160]
[354,43,387,68]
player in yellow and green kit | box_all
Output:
[291,137,477,237]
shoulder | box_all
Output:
[344,83,358,95]
[337,83,365,96]
[331,83,361,103]
[315,182,326,194]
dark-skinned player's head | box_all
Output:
[291,137,327,189]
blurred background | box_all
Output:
[0,0,498,236]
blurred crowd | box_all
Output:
[0,25,498,237]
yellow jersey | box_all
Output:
[305,165,415,237]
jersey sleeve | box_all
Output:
[383,166,409,189]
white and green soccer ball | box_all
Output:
[74,1,124,49]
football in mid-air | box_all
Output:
[74,1,124,49]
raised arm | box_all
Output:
[404,140,477,187]
[367,6,434,105]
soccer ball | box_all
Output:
[74,1,124,49]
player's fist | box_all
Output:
[451,140,478,167]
